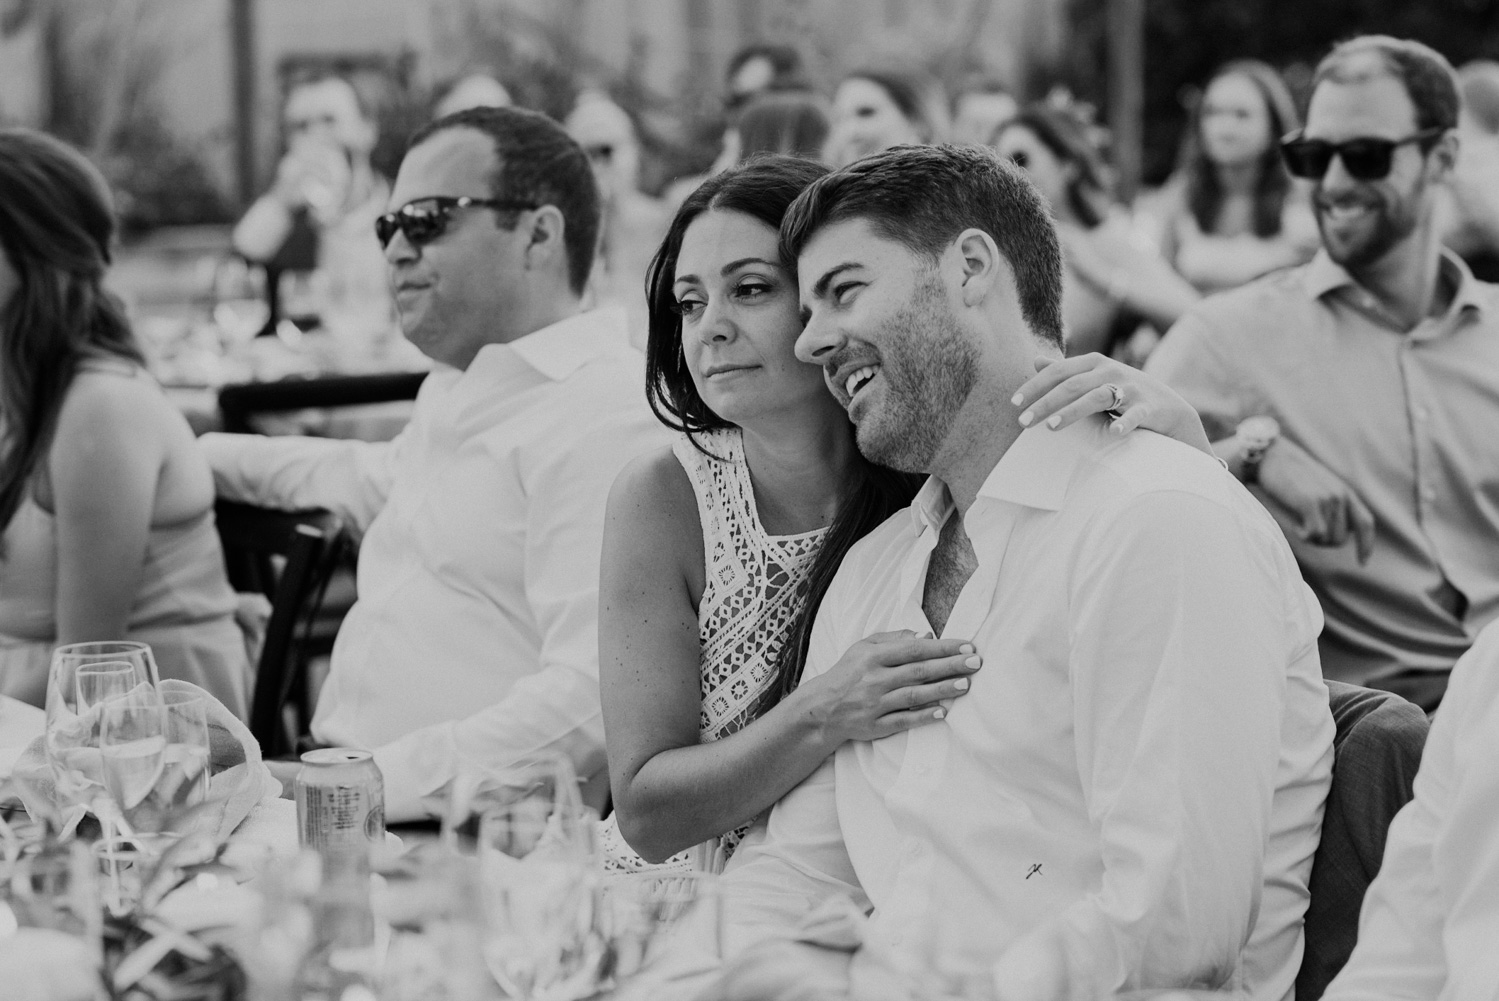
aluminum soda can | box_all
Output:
[295,748,385,860]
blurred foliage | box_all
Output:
[35,0,233,232]
[1065,0,1499,186]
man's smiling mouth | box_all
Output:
[844,365,880,399]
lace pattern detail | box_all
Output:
[601,428,826,875]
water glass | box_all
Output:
[600,872,723,984]
[375,848,500,1001]
[478,804,603,1001]
[442,755,585,853]
[91,837,152,918]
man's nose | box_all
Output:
[1320,153,1359,197]
[383,227,419,266]
[795,309,843,364]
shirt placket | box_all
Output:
[1400,328,1439,529]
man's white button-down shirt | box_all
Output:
[202,308,668,819]
[723,419,1335,1001]
[1322,619,1499,1000]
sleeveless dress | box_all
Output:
[600,428,826,874]
[0,375,250,716]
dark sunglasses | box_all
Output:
[374,195,536,249]
[1280,127,1445,181]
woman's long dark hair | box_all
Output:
[0,129,143,540]
[1182,60,1299,239]
[643,155,923,706]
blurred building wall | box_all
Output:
[0,15,46,125]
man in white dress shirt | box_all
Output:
[203,107,666,819]
[705,145,1336,1000]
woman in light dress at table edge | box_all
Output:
[0,129,250,717]
[596,154,1215,874]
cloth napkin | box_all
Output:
[11,680,280,845]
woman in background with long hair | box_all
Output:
[1153,60,1317,293]
[992,104,1200,359]
[0,130,249,714]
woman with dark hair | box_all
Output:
[597,155,1213,872]
[992,104,1200,359]
[1155,60,1318,293]
[0,130,249,714]
[825,67,949,167]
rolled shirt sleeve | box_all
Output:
[199,430,404,538]
[1146,312,1255,442]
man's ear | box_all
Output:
[522,205,568,274]
[953,228,1003,308]
[1428,129,1460,182]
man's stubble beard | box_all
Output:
[1318,177,1425,273]
[854,276,981,474]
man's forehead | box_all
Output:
[1306,68,1419,137]
[797,217,907,286]
[390,128,497,206]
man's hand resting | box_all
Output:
[1258,436,1375,563]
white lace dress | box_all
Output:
[600,428,826,874]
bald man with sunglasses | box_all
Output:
[1149,36,1499,713]
[203,107,666,819]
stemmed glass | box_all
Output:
[44,642,161,837]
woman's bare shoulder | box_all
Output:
[609,445,702,539]
[57,365,173,438]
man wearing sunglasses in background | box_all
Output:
[204,106,666,819]
[1150,35,1499,715]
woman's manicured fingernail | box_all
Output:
[965,656,982,669]
[1112,421,1126,435]
[1011,392,1025,406]
[1046,415,1061,429]
[1018,410,1033,426]
[954,678,970,691]
[959,643,975,654]
[933,708,946,719]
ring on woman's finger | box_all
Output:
[1103,382,1126,418]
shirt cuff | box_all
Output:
[372,722,460,823]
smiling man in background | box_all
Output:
[1149,36,1499,712]
[204,106,665,818]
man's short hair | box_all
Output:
[284,70,374,121]
[1312,36,1460,134]
[408,106,601,296]
[779,143,1064,349]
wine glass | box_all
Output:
[45,642,160,835]
[99,691,209,844]
[478,802,602,1001]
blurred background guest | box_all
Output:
[433,71,512,118]
[992,104,1198,359]
[1147,60,1318,294]
[735,92,831,160]
[824,66,950,167]
[1439,59,1499,281]
[231,72,391,335]
[0,129,249,714]
[566,90,670,346]
[950,74,1019,147]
